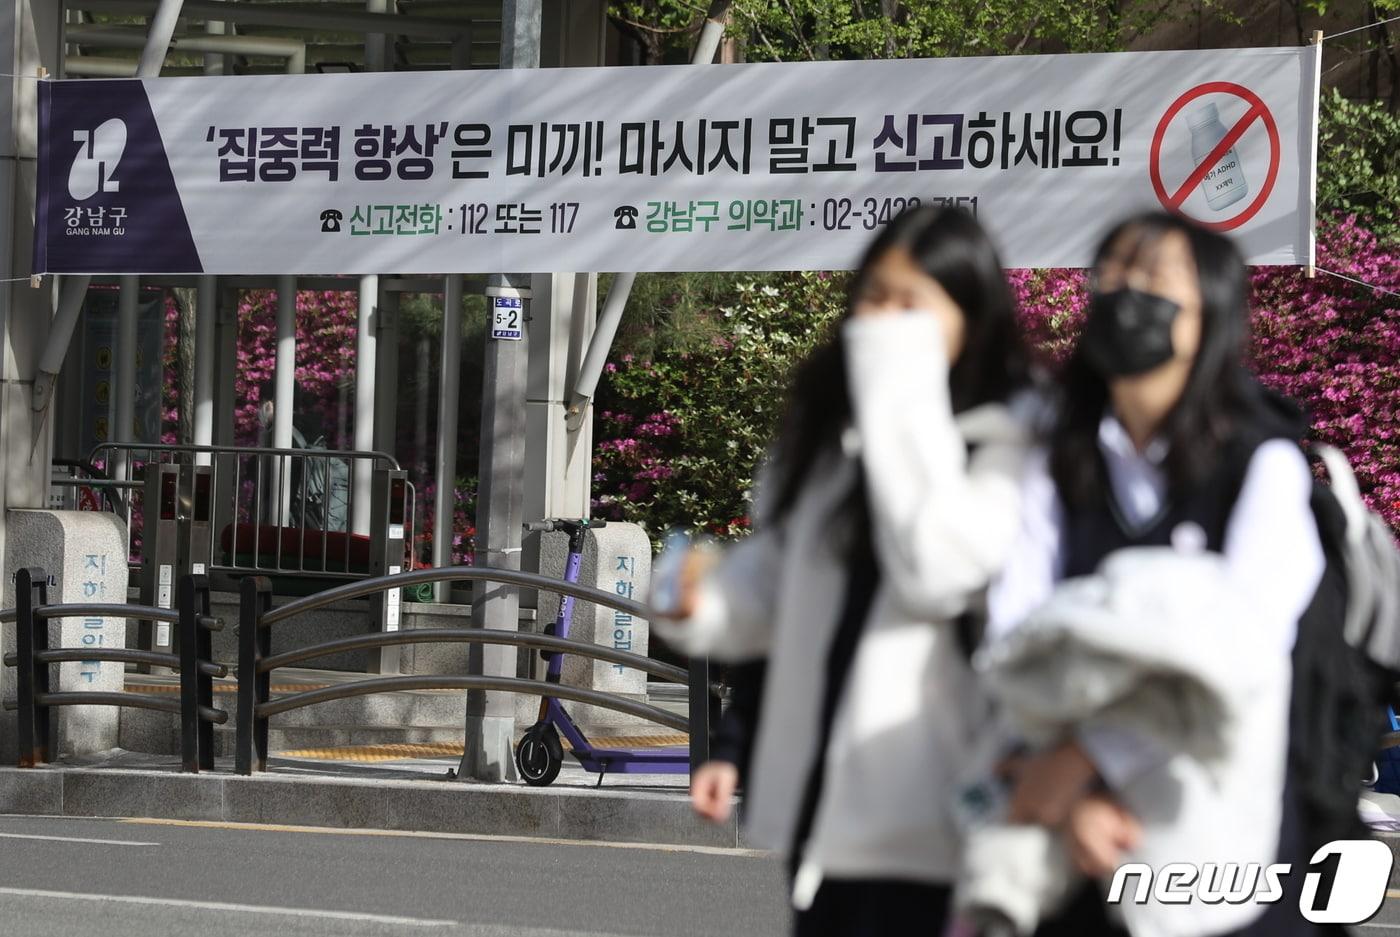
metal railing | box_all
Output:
[236,566,718,775]
[68,443,413,585]
[0,568,227,771]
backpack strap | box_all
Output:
[1314,443,1370,544]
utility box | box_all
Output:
[367,468,409,674]
[181,464,213,578]
[139,463,180,659]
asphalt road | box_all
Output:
[0,815,791,937]
[6,814,1400,936]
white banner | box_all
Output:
[36,46,1319,274]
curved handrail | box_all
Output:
[6,648,169,669]
[34,603,178,624]
[256,675,688,733]
[19,692,230,725]
[14,649,226,678]
[2,690,215,720]
[0,608,13,623]
[87,441,400,470]
[259,629,688,683]
[263,565,651,626]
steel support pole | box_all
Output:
[564,272,632,431]
[112,276,139,484]
[202,8,226,76]
[373,285,399,455]
[455,0,541,784]
[432,276,463,602]
[135,0,183,75]
[562,1,731,430]
[272,276,295,522]
[192,276,216,465]
[365,0,389,72]
[351,276,378,536]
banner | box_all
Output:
[35,46,1320,274]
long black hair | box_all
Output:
[767,206,1030,539]
[1050,211,1269,510]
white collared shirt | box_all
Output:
[987,413,1325,786]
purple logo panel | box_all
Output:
[35,79,202,274]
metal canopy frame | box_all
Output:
[67,0,501,74]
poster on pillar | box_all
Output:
[33,46,1318,274]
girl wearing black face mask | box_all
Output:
[982,212,1327,937]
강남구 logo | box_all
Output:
[64,119,131,237]
[69,118,127,200]
[1106,840,1392,924]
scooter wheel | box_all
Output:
[516,725,563,787]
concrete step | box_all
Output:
[0,759,741,850]
[119,667,466,756]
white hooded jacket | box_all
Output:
[654,312,1033,885]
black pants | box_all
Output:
[793,879,951,937]
[1030,882,1129,937]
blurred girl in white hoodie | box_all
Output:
[654,206,1035,937]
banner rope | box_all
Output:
[1321,15,1400,41]
[1315,267,1400,300]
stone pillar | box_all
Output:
[0,1,63,570]
[533,522,651,737]
[0,1,64,765]
[1,510,128,763]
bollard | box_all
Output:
[687,655,720,773]
[235,576,273,775]
[178,574,218,772]
[14,568,51,768]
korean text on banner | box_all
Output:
[35,45,1320,274]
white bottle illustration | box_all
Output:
[1188,102,1248,211]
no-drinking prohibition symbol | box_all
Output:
[1149,81,1281,232]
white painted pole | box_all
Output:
[273,276,296,524]
[351,276,378,536]
[193,276,216,465]
[365,0,389,72]
[113,276,139,484]
[202,10,226,76]
[432,276,463,600]
[135,0,184,75]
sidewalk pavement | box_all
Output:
[0,749,750,850]
[7,751,1400,889]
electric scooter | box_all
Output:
[514,518,691,786]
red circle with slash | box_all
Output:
[1149,81,1281,233]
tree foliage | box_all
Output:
[592,273,846,540]
[608,0,1239,63]
[1317,87,1400,242]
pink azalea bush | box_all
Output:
[162,289,359,449]
[413,476,477,567]
[1249,216,1400,531]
